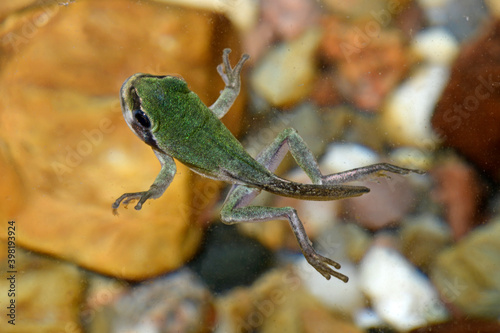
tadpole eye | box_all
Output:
[133,110,151,129]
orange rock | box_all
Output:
[320,16,413,111]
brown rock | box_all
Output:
[310,72,341,107]
[410,318,500,333]
[431,217,500,318]
[431,20,500,182]
[301,308,363,333]
[244,0,320,62]
[91,269,214,333]
[0,0,244,280]
[431,158,487,240]
[216,268,361,333]
[322,0,413,19]
[401,214,452,271]
[320,16,412,111]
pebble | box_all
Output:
[100,269,214,333]
[320,16,412,111]
[418,0,489,41]
[251,28,322,107]
[344,171,418,230]
[297,256,365,315]
[241,104,326,159]
[354,308,386,330]
[309,72,341,106]
[322,0,409,19]
[243,0,320,61]
[389,147,433,172]
[320,143,379,174]
[188,223,273,293]
[431,157,487,240]
[400,214,452,270]
[486,0,500,17]
[215,268,361,333]
[382,63,449,148]
[410,27,459,65]
[320,142,419,230]
[319,107,388,151]
[260,0,320,40]
[431,216,500,318]
[359,245,449,331]
[411,318,500,333]
[343,222,373,263]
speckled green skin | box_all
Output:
[113,49,422,282]
[128,74,277,184]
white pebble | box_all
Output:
[359,246,449,331]
[411,28,459,65]
[354,308,385,330]
[382,64,449,148]
[321,143,379,174]
[297,258,365,315]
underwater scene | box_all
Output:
[0,0,499,332]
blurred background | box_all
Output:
[0,0,499,332]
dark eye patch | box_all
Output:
[133,109,151,129]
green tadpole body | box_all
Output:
[113,49,422,282]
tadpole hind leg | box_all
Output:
[220,128,355,282]
[220,186,349,282]
[220,128,422,281]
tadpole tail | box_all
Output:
[260,179,370,201]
